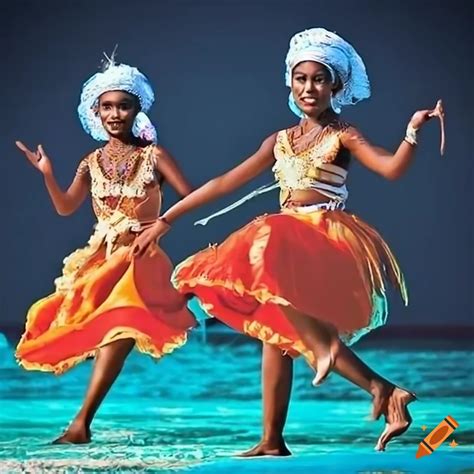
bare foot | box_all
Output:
[375,387,417,451]
[312,335,340,387]
[52,422,91,445]
[236,439,292,457]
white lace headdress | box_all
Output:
[78,50,157,142]
[285,28,371,116]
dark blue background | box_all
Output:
[2,0,472,329]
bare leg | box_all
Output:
[280,305,339,386]
[53,338,135,444]
[281,305,416,451]
[238,344,293,457]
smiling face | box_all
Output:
[96,90,140,139]
[291,61,337,118]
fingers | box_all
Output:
[16,141,36,159]
[37,144,46,157]
[428,99,445,118]
[15,141,48,163]
[428,99,446,156]
[15,141,28,152]
[130,238,148,259]
[127,246,136,261]
[438,102,446,156]
[128,243,141,260]
[132,242,143,258]
[132,242,152,259]
[128,226,163,260]
[130,238,159,259]
[15,140,43,165]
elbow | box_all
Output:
[384,171,401,181]
[56,206,74,216]
[56,209,71,216]
[383,166,404,181]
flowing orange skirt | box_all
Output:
[16,243,196,374]
[173,209,407,363]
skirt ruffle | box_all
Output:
[173,209,407,362]
[16,243,196,374]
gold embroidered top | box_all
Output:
[193,121,353,226]
[272,120,350,205]
[75,144,162,255]
[54,144,162,293]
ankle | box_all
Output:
[262,433,285,445]
[70,416,89,429]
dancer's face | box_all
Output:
[96,90,140,139]
[291,61,336,118]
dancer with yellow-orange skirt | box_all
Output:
[15,53,196,444]
[131,28,445,452]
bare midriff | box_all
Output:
[282,188,334,208]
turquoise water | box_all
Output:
[1,330,473,473]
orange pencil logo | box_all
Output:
[416,415,459,458]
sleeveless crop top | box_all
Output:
[195,120,352,226]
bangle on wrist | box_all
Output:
[404,123,418,146]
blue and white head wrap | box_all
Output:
[78,56,157,142]
[285,28,371,117]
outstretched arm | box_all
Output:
[131,132,277,257]
[16,141,89,216]
[342,100,445,180]
[162,133,277,223]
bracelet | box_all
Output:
[404,123,418,146]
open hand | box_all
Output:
[16,141,53,174]
[129,219,171,259]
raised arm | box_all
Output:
[342,100,445,180]
[130,133,277,257]
[16,141,89,216]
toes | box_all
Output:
[375,426,389,451]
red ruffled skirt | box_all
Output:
[16,242,196,374]
[172,209,407,363]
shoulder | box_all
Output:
[134,143,160,168]
[148,144,171,164]
[328,119,352,134]
[260,126,293,149]
[81,149,99,162]
[336,123,368,149]
[261,131,279,146]
[255,131,282,159]
[75,149,97,176]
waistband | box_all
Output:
[283,200,346,213]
